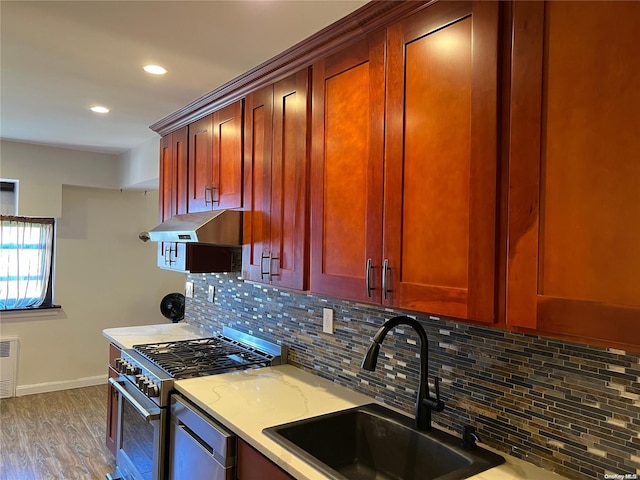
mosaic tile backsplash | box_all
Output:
[185,272,640,480]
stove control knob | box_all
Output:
[147,383,159,398]
[135,375,146,388]
[144,379,158,397]
[125,364,137,375]
[114,358,123,371]
[119,360,129,374]
[116,358,128,373]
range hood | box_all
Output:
[148,210,242,246]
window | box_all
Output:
[0,216,55,310]
[1,181,17,215]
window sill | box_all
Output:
[0,305,63,320]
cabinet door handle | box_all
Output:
[164,243,176,266]
[260,252,280,282]
[382,258,391,300]
[366,258,375,297]
[260,252,270,280]
[269,253,279,281]
[204,185,220,207]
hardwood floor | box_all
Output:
[0,384,115,480]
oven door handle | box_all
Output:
[109,377,161,422]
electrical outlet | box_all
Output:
[185,282,194,298]
[323,308,334,334]
[207,285,215,303]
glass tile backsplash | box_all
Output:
[185,272,640,480]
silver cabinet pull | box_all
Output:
[366,258,375,297]
[382,258,391,300]
[204,185,220,207]
[164,243,176,266]
[269,253,279,281]
[260,252,270,280]
[261,252,279,281]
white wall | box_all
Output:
[118,136,161,190]
[0,141,184,394]
[0,140,122,217]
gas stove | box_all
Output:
[113,326,285,407]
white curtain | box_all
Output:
[0,216,54,309]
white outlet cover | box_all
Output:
[185,282,194,298]
[323,308,334,334]
[207,285,215,303]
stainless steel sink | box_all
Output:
[263,404,504,480]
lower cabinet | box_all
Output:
[237,438,294,480]
[106,343,121,457]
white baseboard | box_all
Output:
[15,374,107,396]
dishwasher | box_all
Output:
[168,394,236,480]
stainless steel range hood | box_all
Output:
[148,210,242,246]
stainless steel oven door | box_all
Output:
[109,377,166,480]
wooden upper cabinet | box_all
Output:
[188,100,243,212]
[213,100,244,209]
[243,69,309,290]
[310,2,499,323]
[187,114,213,212]
[158,127,187,270]
[383,1,499,322]
[159,126,188,222]
[309,32,386,303]
[244,85,274,284]
[506,1,640,347]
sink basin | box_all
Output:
[263,404,504,480]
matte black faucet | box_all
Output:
[361,315,445,431]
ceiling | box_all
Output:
[0,0,368,155]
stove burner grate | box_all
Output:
[132,336,273,379]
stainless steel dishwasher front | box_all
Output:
[168,394,236,480]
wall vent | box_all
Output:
[0,337,18,398]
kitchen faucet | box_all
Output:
[361,315,445,431]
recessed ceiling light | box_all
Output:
[143,64,167,75]
[90,106,110,114]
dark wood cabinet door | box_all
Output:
[243,71,309,290]
[188,102,243,212]
[106,343,121,456]
[310,32,386,303]
[506,1,640,347]
[213,100,244,209]
[243,85,274,283]
[159,127,188,221]
[187,114,214,212]
[158,127,187,270]
[236,438,294,480]
[383,1,499,322]
[269,69,309,290]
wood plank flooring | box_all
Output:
[0,385,115,480]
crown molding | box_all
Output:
[150,1,432,136]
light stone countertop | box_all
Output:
[103,322,210,350]
[103,324,567,480]
[175,365,567,480]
